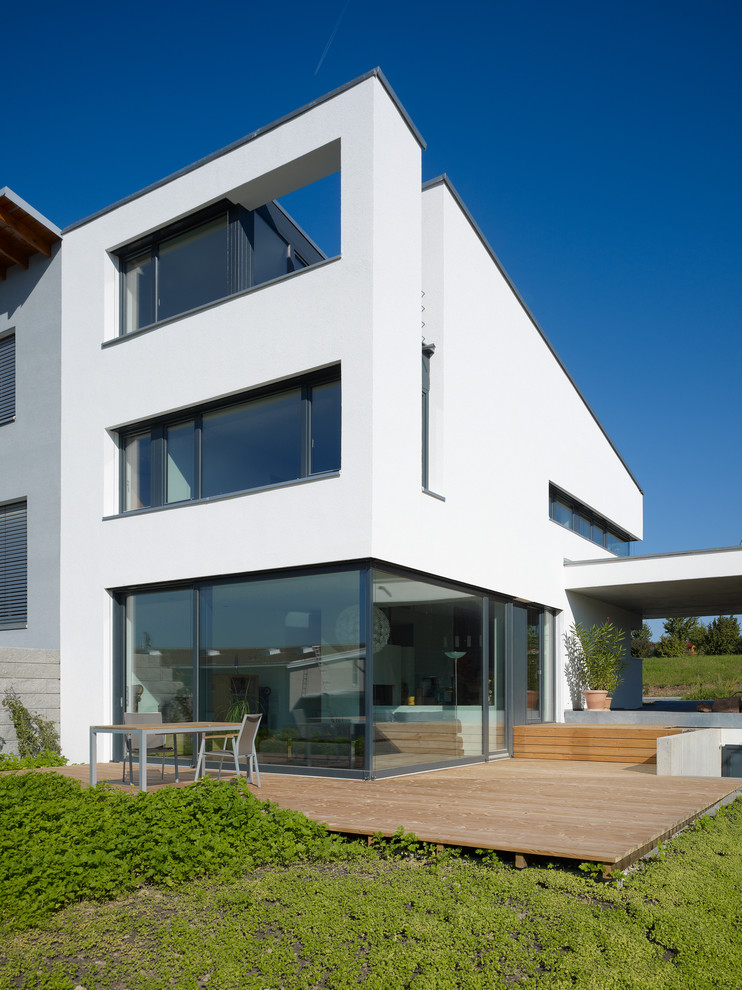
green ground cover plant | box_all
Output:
[0,749,68,770]
[643,654,742,699]
[0,772,370,932]
[1,793,742,989]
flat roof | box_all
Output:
[0,187,61,280]
[564,546,742,617]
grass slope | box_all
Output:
[1,771,742,988]
[643,654,742,699]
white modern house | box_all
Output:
[3,69,741,775]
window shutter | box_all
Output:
[0,333,15,424]
[0,501,27,627]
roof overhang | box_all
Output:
[0,188,61,280]
[564,546,742,618]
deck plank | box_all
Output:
[22,759,742,869]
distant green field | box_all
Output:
[643,654,742,699]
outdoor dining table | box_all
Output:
[89,721,241,792]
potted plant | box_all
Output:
[564,620,626,710]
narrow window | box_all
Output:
[548,484,632,556]
[157,214,229,322]
[122,252,155,334]
[309,380,341,474]
[421,341,435,488]
[124,433,152,510]
[0,332,16,425]
[0,500,27,628]
[166,421,196,503]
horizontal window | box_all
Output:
[549,485,632,557]
[0,500,27,628]
[119,370,341,513]
[119,197,327,336]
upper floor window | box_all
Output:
[120,369,341,512]
[119,200,325,336]
[0,500,27,628]
[0,332,15,425]
[549,484,633,557]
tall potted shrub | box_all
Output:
[564,620,626,710]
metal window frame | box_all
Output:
[117,366,341,514]
[117,199,329,337]
[548,483,633,555]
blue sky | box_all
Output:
[5,0,741,566]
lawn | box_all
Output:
[642,654,742,699]
[2,771,742,988]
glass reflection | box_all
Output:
[310,381,341,474]
[372,570,483,771]
[527,607,542,722]
[489,600,506,753]
[158,214,229,322]
[252,211,290,286]
[124,433,151,510]
[166,421,195,503]
[123,251,155,333]
[201,390,302,497]
[124,588,194,752]
[198,570,364,769]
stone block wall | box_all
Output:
[0,648,60,755]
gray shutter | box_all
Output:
[0,501,27,627]
[0,333,14,424]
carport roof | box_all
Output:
[564,546,742,618]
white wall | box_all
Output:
[57,75,644,760]
[58,76,425,760]
[657,728,742,777]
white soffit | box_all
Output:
[564,547,742,618]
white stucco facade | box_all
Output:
[3,71,659,768]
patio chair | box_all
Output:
[122,711,176,784]
[194,713,261,787]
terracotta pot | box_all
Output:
[603,696,612,711]
[584,690,608,710]
[526,689,539,710]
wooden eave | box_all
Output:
[0,192,61,280]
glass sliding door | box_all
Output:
[371,569,483,772]
[526,608,542,722]
[510,603,556,727]
[198,569,364,770]
[124,587,195,754]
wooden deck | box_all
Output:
[38,758,742,873]
[513,723,687,764]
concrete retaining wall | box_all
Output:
[657,728,742,778]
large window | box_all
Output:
[122,568,365,771]
[0,332,15,425]
[120,370,341,512]
[119,200,326,335]
[0,500,27,628]
[549,485,633,556]
[118,563,550,777]
[371,569,484,772]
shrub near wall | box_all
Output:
[1,689,61,758]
